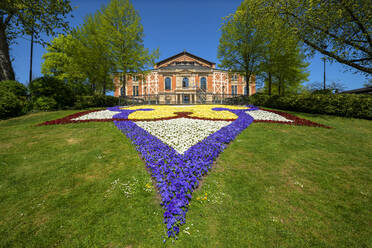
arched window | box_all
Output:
[200,77,207,90]
[165,77,171,90]
[182,77,189,88]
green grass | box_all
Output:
[0,109,371,247]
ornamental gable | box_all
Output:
[155,51,216,69]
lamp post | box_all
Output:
[322,57,326,90]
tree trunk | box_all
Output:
[268,72,272,96]
[0,23,15,81]
[102,79,106,95]
[122,73,126,97]
[278,77,281,96]
[245,71,250,96]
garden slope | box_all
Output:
[0,110,371,247]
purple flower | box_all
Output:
[113,105,255,238]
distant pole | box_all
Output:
[29,28,34,83]
[322,57,326,90]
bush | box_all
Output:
[29,76,75,109]
[0,91,24,119]
[74,95,119,109]
[225,93,372,119]
[0,80,28,98]
[0,80,28,119]
[33,96,57,111]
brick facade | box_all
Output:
[114,51,256,104]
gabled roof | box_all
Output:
[341,86,372,94]
[155,51,215,69]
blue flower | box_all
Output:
[113,106,255,238]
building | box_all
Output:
[340,86,372,95]
[114,51,256,104]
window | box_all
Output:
[133,86,139,96]
[232,74,237,81]
[244,86,247,95]
[165,77,171,90]
[200,77,207,90]
[182,77,189,88]
[231,85,237,96]
[132,75,138,81]
[183,95,190,103]
[120,87,124,96]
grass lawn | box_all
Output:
[0,109,371,247]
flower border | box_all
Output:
[38,106,330,128]
[253,108,331,129]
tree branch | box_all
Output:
[339,0,372,49]
[286,11,371,56]
[302,37,372,74]
[4,14,13,26]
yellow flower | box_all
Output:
[121,105,251,120]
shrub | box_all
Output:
[0,80,28,119]
[33,96,57,111]
[225,93,372,119]
[0,80,28,98]
[29,76,75,109]
[74,95,119,109]
[0,91,24,119]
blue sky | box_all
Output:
[11,0,371,92]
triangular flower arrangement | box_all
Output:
[39,105,330,238]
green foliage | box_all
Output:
[29,76,75,109]
[100,0,159,96]
[226,93,372,119]
[0,80,28,119]
[0,80,27,98]
[218,0,267,95]
[74,95,119,109]
[271,0,371,74]
[0,0,73,81]
[42,0,158,96]
[33,96,57,111]
[0,0,73,44]
[218,0,309,96]
[0,91,24,119]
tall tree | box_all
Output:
[218,0,266,96]
[73,13,115,94]
[99,0,159,97]
[0,0,72,81]
[272,0,372,74]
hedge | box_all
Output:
[225,93,372,120]
[74,95,119,109]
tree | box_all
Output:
[0,0,72,81]
[99,0,159,97]
[42,34,86,83]
[218,1,266,96]
[73,13,115,94]
[219,0,309,96]
[42,13,115,95]
[272,0,372,74]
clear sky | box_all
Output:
[11,0,371,92]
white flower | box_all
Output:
[72,110,121,120]
[247,110,293,122]
[135,118,232,154]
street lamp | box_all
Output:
[322,57,326,90]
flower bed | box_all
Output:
[37,105,330,239]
